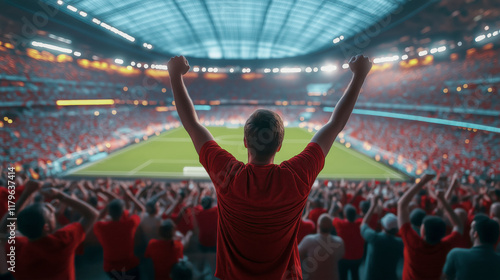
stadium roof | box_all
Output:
[46,0,412,60]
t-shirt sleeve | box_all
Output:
[398,222,420,249]
[54,222,86,248]
[144,240,153,258]
[199,140,241,191]
[442,230,462,247]
[361,223,376,242]
[282,142,325,187]
[442,248,457,279]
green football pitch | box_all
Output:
[69,127,407,180]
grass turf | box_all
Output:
[69,127,406,180]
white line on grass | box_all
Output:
[128,160,153,175]
[67,128,180,175]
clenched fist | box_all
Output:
[167,55,190,77]
[348,55,372,77]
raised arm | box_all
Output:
[436,190,463,234]
[41,188,99,234]
[361,195,379,227]
[311,55,372,156]
[397,173,436,229]
[167,56,214,154]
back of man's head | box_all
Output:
[171,259,194,280]
[108,199,125,220]
[490,202,500,219]
[317,214,333,234]
[344,204,357,222]
[474,217,500,246]
[422,216,446,244]
[410,208,426,228]
[159,219,176,240]
[244,109,284,161]
[200,196,213,210]
[146,199,158,215]
[18,203,46,240]
[360,201,370,215]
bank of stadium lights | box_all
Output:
[114,58,124,65]
[66,5,77,12]
[373,55,399,64]
[229,68,234,73]
[100,22,135,42]
[401,54,409,60]
[305,67,312,73]
[475,29,499,42]
[272,68,279,73]
[242,68,251,73]
[57,0,63,5]
[193,67,199,72]
[92,18,101,25]
[320,65,337,72]
[143,64,149,69]
[142,43,153,50]
[280,67,301,73]
[151,64,168,70]
[136,63,142,68]
[79,11,87,17]
[342,64,349,69]
[130,61,136,66]
[31,41,73,54]
[418,50,428,57]
[333,35,345,44]
[73,51,81,57]
[48,34,71,44]
[430,46,447,54]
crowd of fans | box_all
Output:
[0,44,498,110]
[1,171,499,279]
[1,105,498,182]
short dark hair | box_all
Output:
[244,109,284,161]
[475,218,500,245]
[422,216,446,244]
[360,201,370,215]
[344,204,357,222]
[159,219,176,240]
[200,196,213,210]
[146,199,158,215]
[108,199,124,220]
[410,208,426,227]
[18,203,46,239]
[171,259,194,280]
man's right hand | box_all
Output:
[167,55,190,77]
[348,55,372,77]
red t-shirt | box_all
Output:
[144,239,183,280]
[199,141,324,280]
[332,218,364,260]
[297,219,315,244]
[9,223,85,280]
[308,208,327,229]
[195,206,218,247]
[399,222,462,280]
[93,210,140,272]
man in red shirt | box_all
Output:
[167,54,372,279]
[93,187,145,280]
[0,181,98,280]
[332,204,364,280]
[397,173,463,280]
[144,219,191,280]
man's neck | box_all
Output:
[248,154,275,165]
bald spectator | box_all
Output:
[299,214,345,280]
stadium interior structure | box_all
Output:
[0,0,500,279]
[1,0,498,181]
